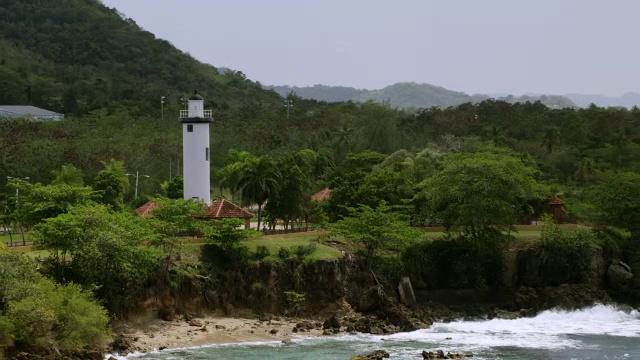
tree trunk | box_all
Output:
[257,204,263,230]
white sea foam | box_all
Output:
[105,305,640,359]
[383,304,640,351]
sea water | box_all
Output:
[109,305,640,359]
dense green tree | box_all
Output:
[329,202,421,270]
[146,197,205,254]
[217,150,255,202]
[7,179,95,227]
[237,156,281,230]
[541,126,561,154]
[588,171,640,241]
[417,151,548,236]
[165,175,184,199]
[50,164,84,186]
[92,159,129,211]
[0,253,111,353]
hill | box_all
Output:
[0,0,279,114]
[565,93,640,108]
[267,82,577,109]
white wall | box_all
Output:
[183,122,211,205]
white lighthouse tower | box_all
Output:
[181,90,212,205]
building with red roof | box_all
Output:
[311,187,332,201]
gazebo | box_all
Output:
[311,187,332,201]
[135,201,157,217]
[202,199,254,229]
[549,196,565,223]
[135,200,253,229]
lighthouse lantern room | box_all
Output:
[180,90,213,205]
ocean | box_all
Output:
[108,305,640,359]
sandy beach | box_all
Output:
[114,312,326,354]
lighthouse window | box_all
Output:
[187,125,193,132]
[205,147,209,161]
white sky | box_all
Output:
[101,0,640,96]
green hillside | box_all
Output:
[0,0,279,114]
[0,0,638,205]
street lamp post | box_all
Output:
[161,96,166,121]
[6,176,30,246]
[6,176,30,206]
[284,98,293,119]
[126,171,150,199]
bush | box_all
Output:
[0,316,15,349]
[284,290,306,316]
[253,245,271,260]
[277,247,291,260]
[7,278,111,351]
[538,220,599,285]
[402,230,506,290]
[294,243,317,261]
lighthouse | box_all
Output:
[181,90,212,205]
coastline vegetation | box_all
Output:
[0,0,639,357]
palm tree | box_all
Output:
[50,164,84,186]
[541,126,561,154]
[217,150,254,202]
[237,156,281,230]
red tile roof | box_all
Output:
[549,197,564,205]
[135,201,156,217]
[202,199,254,219]
[311,187,331,201]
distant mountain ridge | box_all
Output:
[564,93,640,108]
[266,82,577,109]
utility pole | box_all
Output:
[126,171,150,199]
[284,98,293,119]
[161,96,166,121]
[6,176,30,245]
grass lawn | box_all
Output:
[181,231,343,261]
[242,231,343,261]
[1,233,33,245]
[419,224,588,249]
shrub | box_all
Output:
[277,247,291,260]
[8,278,111,351]
[402,230,506,290]
[0,316,15,349]
[538,218,599,285]
[253,245,271,260]
[284,290,306,316]
[294,243,317,261]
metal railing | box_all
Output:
[179,110,213,118]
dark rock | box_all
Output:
[158,308,175,322]
[493,309,520,320]
[350,349,390,360]
[270,328,279,334]
[358,285,387,312]
[111,333,135,355]
[514,286,538,309]
[537,283,610,310]
[607,262,634,290]
[323,315,341,329]
[292,326,298,333]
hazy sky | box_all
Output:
[101,0,639,96]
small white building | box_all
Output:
[181,91,213,205]
[0,105,64,120]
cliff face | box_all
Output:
[160,246,637,321]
